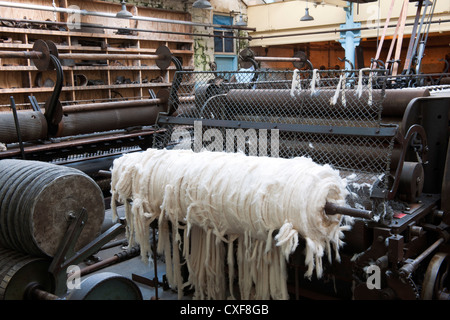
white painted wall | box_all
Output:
[247,0,450,47]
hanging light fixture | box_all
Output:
[300,0,314,21]
[193,0,213,9]
[116,0,133,18]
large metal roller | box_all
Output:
[277,139,402,171]
[223,88,430,117]
[55,103,166,138]
[0,111,47,143]
[52,89,170,137]
[0,248,53,300]
[0,248,143,300]
[1,91,171,143]
[0,159,104,257]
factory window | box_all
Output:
[213,15,234,54]
[214,31,234,53]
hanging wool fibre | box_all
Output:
[110,148,352,300]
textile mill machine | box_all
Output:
[0,39,178,176]
[151,66,450,300]
[0,39,177,300]
[0,39,449,300]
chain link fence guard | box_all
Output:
[153,69,396,217]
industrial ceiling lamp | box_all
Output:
[116,0,133,18]
[193,0,213,9]
[300,1,314,22]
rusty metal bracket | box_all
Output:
[48,207,125,296]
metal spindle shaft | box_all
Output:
[324,202,373,219]
[59,53,162,61]
[0,50,44,59]
[0,51,166,61]
[254,56,303,62]
[399,237,446,276]
[31,287,59,300]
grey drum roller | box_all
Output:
[0,111,48,144]
[224,88,430,118]
[0,159,105,257]
[66,272,143,300]
[54,103,165,138]
[0,248,53,300]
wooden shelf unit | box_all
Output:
[0,0,194,110]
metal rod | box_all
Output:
[100,238,127,250]
[0,51,166,61]
[413,238,445,266]
[0,2,446,41]
[30,287,59,300]
[254,56,302,62]
[0,17,252,41]
[58,53,161,60]
[158,115,398,138]
[251,18,450,41]
[0,50,44,59]
[152,224,158,300]
[0,1,255,31]
[415,0,437,74]
[98,170,112,178]
[67,245,140,278]
[61,96,192,114]
[79,255,119,277]
[324,202,373,219]
[399,237,445,276]
[63,98,161,112]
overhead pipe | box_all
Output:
[61,94,194,114]
[0,17,252,41]
[0,1,255,32]
[250,18,450,41]
[0,2,446,42]
[0,49,172,62]
[239,48,313,70]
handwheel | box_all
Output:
[421,252,449,300]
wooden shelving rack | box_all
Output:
[0,0,194,110]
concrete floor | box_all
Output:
[71,205,188,301]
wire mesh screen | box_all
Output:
[153,70,396,203]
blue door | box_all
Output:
[215,55,237,72]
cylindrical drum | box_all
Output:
[0,159,105,257]
[224,88,430,118]
[0,111,48,144]
[0,248,53,300]
[54,104,165,137]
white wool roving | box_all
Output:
[110,148,351,300]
